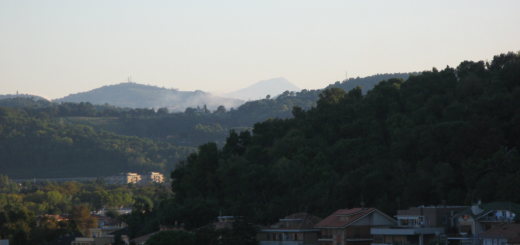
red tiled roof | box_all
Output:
[262,213,322,231]
[315,208,375,228]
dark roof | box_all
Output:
[108,227,131,236]
[480,224,520,239]
[315,208,377,228]
[46,232,83,245]
[214,221,234,230]
[131,232,158,243]
[455,202,520,221]
[262,213,322,231]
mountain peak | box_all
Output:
[224,77,300,101]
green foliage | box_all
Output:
[0,178,165,244]
[0,107,196,179]
[169,52,520,226]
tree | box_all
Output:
[70,205,97,236]
[215,105,227,114]
[157,107,169,115]
[317,87,346,107]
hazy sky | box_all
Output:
[1,1,519,100]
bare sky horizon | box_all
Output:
[1,1,519,100]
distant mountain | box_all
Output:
[0,93,49,101]
[53,82,245,112]
[224,77,300,101]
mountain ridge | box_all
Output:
[53,82,245,112]
[223,77,300,101]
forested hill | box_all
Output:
[0,94,48,101]
[53,82,244,112]
[0,107,196,179]
[168,52,520,228]
[326,72,421,94]
[0,73,416,148]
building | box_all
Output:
[448,201,520,245]
[315,207,397,245]
[123,173,141,184]
[214,216,241,230]
[142,172,164,183]
[479,224,520,245]
[257,213,323,245]
[106,172,164,185]
[371,205,467,245]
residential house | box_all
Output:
[479,224,520,245]
[371,205,467,245]
[256,213,322,245]
[106,173,141,185]
[315,207,397,245]
[448,201,520,245]
[142,172,164,183]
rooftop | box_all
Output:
[262,213,322,231]
[315,208,376,228]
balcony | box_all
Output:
[318,234,333,241]
[478,216,514,222]
[371,227,445,236]
[345,235,373,241]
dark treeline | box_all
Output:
[326,72,421,94]
[165,52,520,229]
[0,107,196,179]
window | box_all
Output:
[293,233,298,241]
[355,227,361,238]
[266,233,270,240]
[443,215,448,224]
[401,219,409,226]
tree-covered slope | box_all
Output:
[326,72,421,94]
[0,107,196,179]
[168,52,520,228]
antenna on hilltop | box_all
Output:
[346,70,348,81]
[128,76,132,83]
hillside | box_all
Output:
[0,93,49,102]
[224,77,300,101]
[53,82,245,112]
[167,52,520,228]
[0,73,423,148]
[326,72,421,94]
[0,106,197,179]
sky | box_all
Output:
[1,1,519,100]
